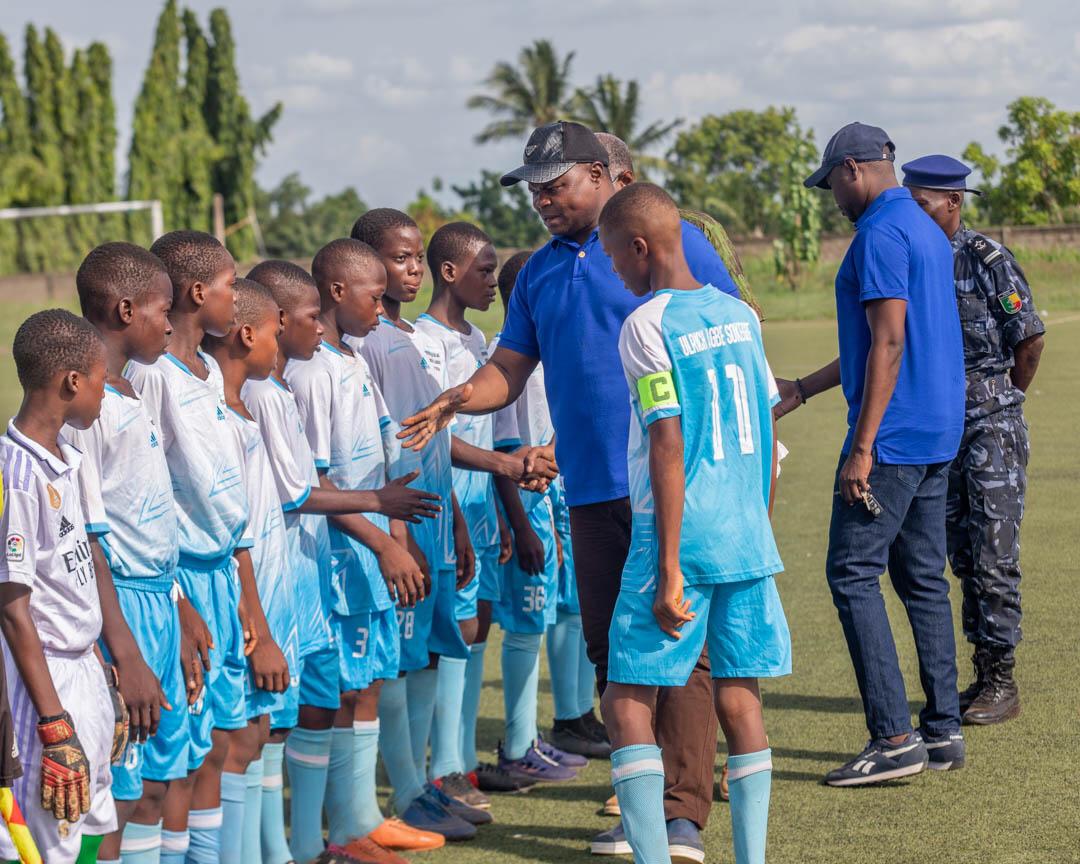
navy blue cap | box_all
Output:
[804,122,896,189]
[901,154,981,195]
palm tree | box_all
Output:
[467,40,578,144]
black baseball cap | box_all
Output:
[500,121,609,187]
[804,122,896,189]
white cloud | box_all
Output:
[669,71,742,106]
[448,55,481,85]
[363,74,428,107]
[262,84,336,113]
[287,51,354,82]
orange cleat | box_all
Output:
[368,818,446,852]
[341,836,408,864]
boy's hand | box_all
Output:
[653,569,694,639]
[375,471,441,523]
[773,378,804,420]
[404,531,432,598]
[114,651,169,743]
[453,521,476,590]
[377,542,426,608]
[514,525,546,575]
[250,633,290,693]
[237,593,260,658]
[37,712,91,822]
[554,529,565,569]
[177,597,211,705]
[399,384,472,451]
[105,665,130,763]
[498,516,513,565]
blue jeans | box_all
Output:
[825,457,961,739]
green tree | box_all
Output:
[68,49,101,256]
[176,8,216,234]
[467,39,577,144]
[204,7,281,262]
[666,106,814,236]
[87,41,122,240]
[964,96,1080,225]
[256,173,367,259]
[452,170,545,248]
[772,136,822,289]
[406,178,473,242]
[0,31,40,273]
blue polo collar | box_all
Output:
[856,186,911,229]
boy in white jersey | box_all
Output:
[0,310,119,864]
[125,231,243,864]
[203,279,293,863]
[65,243,191,864]
[246,259,444,862]
[597,184,790,864]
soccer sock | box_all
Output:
[502,631,542,760]
[611,744,671,864]
[576,621,597,717]
[260,742,292,864]
[353,720,384,836]
[120,819,162,864]
[325,726,357,846]
[240,758,264,864]
[406,667,438,780]
[430,655,468,778]
[185,807,222,864]
[218,772,246,863]
[285,727,332,864]
[159,829,189,864]
[75,835,104,864]
[727,748,773,864]
[460,642,486,772]
[378,676,426,814]
[547,613,581,721]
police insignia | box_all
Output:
[998,290,1022,314]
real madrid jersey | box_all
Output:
[285,341,393,614]
[415,315,499,552]
[126,352,249,562]
[353,319,455,571]
[65,384,179,579]
[0,423,101,652]
[617,286,783,588]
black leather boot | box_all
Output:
[963,647,1021,725]
[959,645,991,714]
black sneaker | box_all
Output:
[824,733,928,787]
[473,761,535,793]
[581,709,611,746]
[551,717,611,759]
[922,730,965,771]
[438,772,492,809]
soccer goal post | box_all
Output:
[0,199,165,239]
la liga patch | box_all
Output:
[6,534,24,562]
[998,290,1023,314]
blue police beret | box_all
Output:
[901,154,981,194]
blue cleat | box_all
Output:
[667,818,705,864]
[499,741,578,783]
[423,782,493,826]
[400,792,477,841]
[536,733,588,768]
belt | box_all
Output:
[112,573,177,593]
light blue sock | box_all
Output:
[406,667,438,780]
[325,727,357,846]
[547,614,581,721]
[218,772,246,863]
[576,619,596,717]
[286,727,332,864]
[159,829,188,864]
[185,807,221,864]
[502,631,542,760]
[460,642,486,772]
[353,720,384,836]
[378,677,426,814]
[612,744,671,864]
[119,819,161,864]
[727,748,773,864]
[430,655,468,778]
[241,758,264,864]
[261,742,292,864]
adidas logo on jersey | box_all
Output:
[149,431,160,448]
[362,383,371,396]
[216,407,226,421]
[420,357,429,369]
[59,516,75,538]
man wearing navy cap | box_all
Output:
[904,155,1045,726]
[777,123,967,786]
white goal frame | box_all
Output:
[0,199,164,239]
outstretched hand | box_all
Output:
[773,378,804,420]
[398,384,473,451]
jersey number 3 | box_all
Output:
[705,365,754,459]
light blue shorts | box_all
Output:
[495,534,558,635]
[608,576,791,687]
[336,606,399,692]
[250,619,300,728]
[455,546,500,619]
[106,574,190,798]
[298,647,341,711]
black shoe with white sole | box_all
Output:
[922,730,965,771]
[824,732,928,787]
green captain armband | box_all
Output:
[636,370,679,414]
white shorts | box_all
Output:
[0,648,117,864]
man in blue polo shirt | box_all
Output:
[778,123,966,786]
[400,120,737,861]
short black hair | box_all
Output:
[498,250,533,307]
[247,260,318,313]
[13,309,104,390]
[76,242,169,323]
[595,132,633,180]
[428,222,492,289]
[233,277,279,329]
[349,208,418,252]
[149,230,231,295]
[599,181,679,235]
[311,238,384,291]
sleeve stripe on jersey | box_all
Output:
[314,459,330,470]
[85,521,110,536]
[282,486,312,513]
[494,437,523,451]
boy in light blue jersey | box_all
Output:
[65,243,190,864]
[597,184,790,864]
[204,279,293,864]
[125,231,247,864]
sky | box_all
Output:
[2,0,1079,210]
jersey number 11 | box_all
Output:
[706,364,754,459]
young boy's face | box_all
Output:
[200,254,239,338]
[599,224,651,297]
[126,272,174,365]
[377,226,424,304]
[244,311,282,381]
[281,286,323,362]
[449,242,498,312]
[65,347,108,430]
[337,261,387,338]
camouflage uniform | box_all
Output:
[946,226,1044,650]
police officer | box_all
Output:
[903,155,1045,725]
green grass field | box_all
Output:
[0,255,1077,863]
